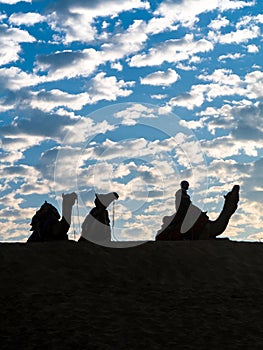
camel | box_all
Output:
[27,192,77,242]
[155,185,240,241]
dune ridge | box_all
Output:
[1,240,263,349]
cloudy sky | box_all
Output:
[0,0,262,242]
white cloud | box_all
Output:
[199,101,263,141]
[166,68,263,111]
[88,72,135,103]
[0,70,134,111]
[140,68,180,86]
[129,34,213,67]
[62,113,115,144]
[0,97,16,112]
[168,84,206,110]
[67,0,150,18]
[154,0,210,27]
[29,89,90,111]
[176,63,197,71]
[202,135,260,158]
[145,15,179,35]
[77,134,205,181]
[209,25,260,44]
[198,104,236,133]
[9,12,46,26]
[0,67,41,90]
[49,142,158,195]
[207,159,246,184]
[102,20,148,61]
[0,220,29,242]
[47,0,150,44]
[198,158,263,237]
[114,103,156,125]
[172,67,263,111]
[0,135,45,164]
[0,13,7,21]
[0,0,31,3]
[0,165,46,196]
[254,14,263,24]
[150,94,168,100]
[179,118,207,130]
[153,0,254,28]
[102,21,109,29]
[218,53,243,61]
[245,70,263,99]
[189,56,202,64]
[237,13,263,28]
[48,11,96,44]
[0,109,80,153]
[218,0,255,11]
[198,69,241,85]
[247,44,259,53]
[35,48,103,81]
[208,15,230,30]
[0,24,36,66]
[111,62,123,71]
[255,14,263,23]
[35,19,148,81]
[118,221,154,241]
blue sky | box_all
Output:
[0,0,262,242]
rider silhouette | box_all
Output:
[175,180,203,235]
[175,180,191,212]
[156,180,210,240]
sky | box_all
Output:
[0,0,262,243]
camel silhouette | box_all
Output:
[156,185,240,240]
[27,192,77,242]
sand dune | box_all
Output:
[1,239,263,349]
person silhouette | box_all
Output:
[175,181,202,234]
[78,192,119,243]
[156,180,203,240]
[27,192,77,242]
[175,180,191,212]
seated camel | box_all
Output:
[27,192,77,242]
[156,185,240,241]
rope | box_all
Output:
[111,201,116,241]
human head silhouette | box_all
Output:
[180,180,189,190]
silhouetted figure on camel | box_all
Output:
[79,192,119,244]
[156,182,240,241]
[27,192,77,242]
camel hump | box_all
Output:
[28,201,61,242]
[186,212,209,240]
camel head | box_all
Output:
[223,184,240,214]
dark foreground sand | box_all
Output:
[1,239,263,349]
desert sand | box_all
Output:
[1,239,263,349]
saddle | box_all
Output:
[155,212,209,241]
